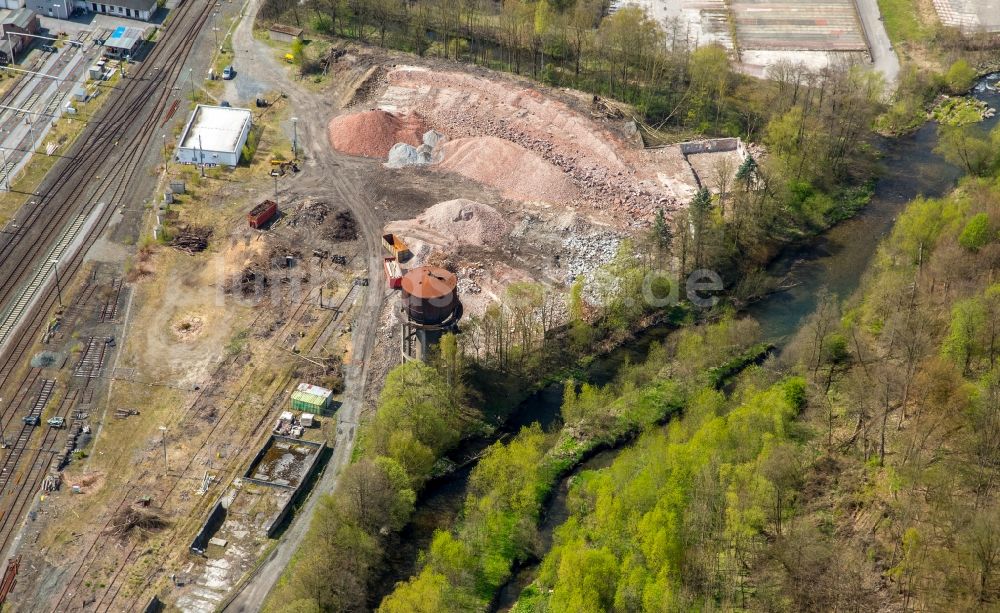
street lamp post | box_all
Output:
[50,259,63,307]
[188,67,194,101]
[291,117,298,160]
[162,134,167,171]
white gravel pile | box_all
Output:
[386,143,421,168]
[385,130,447,168]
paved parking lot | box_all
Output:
[932,0,1000,32]
[730,0,867,51]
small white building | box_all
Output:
[176,105,253,168]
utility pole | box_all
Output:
[0,145,9,191]
[162,134,168,171]
[159,426,168,473]
[50,259,63,307]
[25,116,35,153]
[212,11,219,51]
[188,67,194,101]
[291,117,298,160]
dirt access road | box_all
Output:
[855,0,900,87]
[220,1,389,609]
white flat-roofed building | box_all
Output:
[176,104,253,168]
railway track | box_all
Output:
[0,0,227,606]
[0,40,92,160]
[87,289,333,611]
[0,388,78,557]
[0,3,217,356]
[0,0,222,405]
[0,213,88,346]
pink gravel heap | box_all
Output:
[435,137,578,204]
[327,109,426,158]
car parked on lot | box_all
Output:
[223,65,235,80]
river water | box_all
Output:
[373,76,1000,610]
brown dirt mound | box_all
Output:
[327,109,426,158]
[417,199,508,246]
[435,136,578,203]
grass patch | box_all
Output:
[931,96,990,126]
[877,0,930,46]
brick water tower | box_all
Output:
[399,266,462,361]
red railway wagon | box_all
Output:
[384,257,402,289]
[248,200,277,228]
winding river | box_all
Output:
[372,75,1000,610]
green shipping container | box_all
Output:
[291,383,332,412]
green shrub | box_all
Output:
[958,212,992,251]
[945,59,976,93]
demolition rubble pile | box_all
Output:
[385,130,447,168]
[169,226,212,254]
[379,68,680,224]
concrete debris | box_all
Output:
[422,130,446,148]
[562,232,623,282]
[386,130,445,168]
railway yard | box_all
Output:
[0,0,903,608]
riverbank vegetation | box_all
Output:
[514,376,807,610]
[379,317,766,611]
[265,252,689,611]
